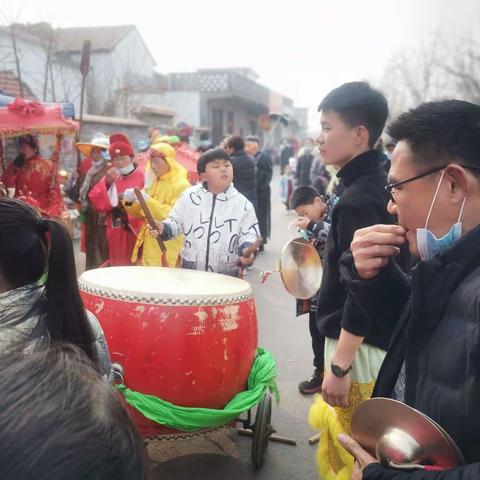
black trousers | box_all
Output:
[309,311,325,370]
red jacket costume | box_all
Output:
[1,155,65,218]
[88,134,144,266]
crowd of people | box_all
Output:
[0,78,480,480]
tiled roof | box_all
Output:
[54,25,135,52]
[0,71,35,99]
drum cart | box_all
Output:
[80,266,294,471]
[113,364,293,470]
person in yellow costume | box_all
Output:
[123,142,190,267]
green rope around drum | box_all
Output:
[116,348,279,431]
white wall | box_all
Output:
[153,91,201,127]
[0,30,84,113]
[64,28,156,116]
[93,29,156,116]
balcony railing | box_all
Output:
[168,71,270,107]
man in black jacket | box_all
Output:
[310,82,398,480]
[245,136,273,249]
[339,100,480,479]
[226,135,257,209]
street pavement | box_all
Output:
[76,170,320,479]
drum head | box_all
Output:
[279,238,322,299]
[351,398,463,469]
[79,266,252,304]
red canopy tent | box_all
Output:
[0,98,77,138]
[0,98,78,219]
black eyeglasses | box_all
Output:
[385,165,445,203]
[385,164,480,203]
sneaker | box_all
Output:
[298,369,323,394]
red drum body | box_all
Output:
[79,266,258,436]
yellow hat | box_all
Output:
[75,135,109,157]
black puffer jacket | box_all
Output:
[231,150,257,208]
[340,224,480,466]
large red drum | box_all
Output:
[79,266,258,436]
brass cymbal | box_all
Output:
[351,398,463,470]
[279,238,322,299]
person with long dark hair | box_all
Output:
[0,343,150,480]
[0,197,110,374]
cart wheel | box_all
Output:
[251,392,273,469]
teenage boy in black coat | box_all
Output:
[310,82,399,480]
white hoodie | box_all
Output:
[162,183,260,276]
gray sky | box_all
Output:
[2,0,478,128]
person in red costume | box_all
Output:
[1,135,66,218]
[88,133,144,266]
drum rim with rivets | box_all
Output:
[279,237,322,300]
[78,266,252,306]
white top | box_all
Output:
[163,183,260,276]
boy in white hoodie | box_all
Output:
[151,148,260,277]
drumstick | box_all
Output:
[134,188,167,254]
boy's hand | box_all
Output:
[147,220,164,237]
[351,225,406,280]
[239,239,263,266]
[294,216,311,230]
[239,253,255,266]
[321,371,351,408]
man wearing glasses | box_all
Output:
[338,99,480,479]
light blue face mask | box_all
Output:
[118,163,135,176]
[416,169,467,260]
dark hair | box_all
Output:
[197,147,232,174]
[388,100,480,169]
[0,198,96,363]
[18,134,39,152]
[246,135,260,145]
[0,343,150,480]
[225,135,245,152]
[14,135,40,168]
[290,185,321,209]
[318,81,389,148]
